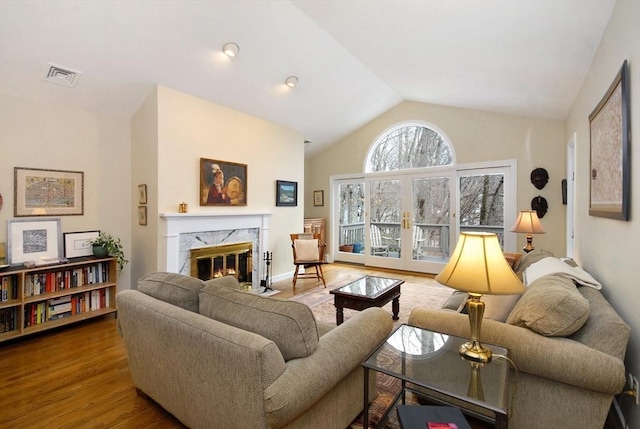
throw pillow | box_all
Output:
[294,239,319,261]
[506,274,590,336]
[138,272,206,312]
[199,283,319,361]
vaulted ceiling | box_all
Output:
[0,1,615,157]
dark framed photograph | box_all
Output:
[14,167,84,217]
[138,206,148,226]
[64,230,100,258]
[276,180,297,207]
[200,158,247,206]
[7,218,62,265]
[313,190,324,207]
[588,60,630,221]
[138,184,147,204]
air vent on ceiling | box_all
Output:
[42,63,82,88]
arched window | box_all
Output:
[366,123,454,173]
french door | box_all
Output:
[332,162,515,274]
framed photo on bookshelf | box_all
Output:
[14,167,84,216]
[63,230,100,258]
[7,218,62,265]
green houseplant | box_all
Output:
[91,232,128,272]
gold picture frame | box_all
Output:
[200,158,247,206]
[138,206,147,226]
[14,167,84,217]
[138,184,147,204]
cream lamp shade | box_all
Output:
[510,210,546,252]
[436,232,525,295]
[435,232,525,362]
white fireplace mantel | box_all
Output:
[159,212,271,285]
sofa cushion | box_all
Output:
[204,275,242,290]
[506,274,590,336]
[483,294,522,322]
[199,284,318,361]
[513,248,555,274]
[138,272,206,312]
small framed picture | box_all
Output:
[313,190,324,207]
[138,184,148,205]
[7,218,62,265]
[138,206,147,226]
[64,230,100,258]
[276,180,297,207]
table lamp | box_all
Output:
[435,232,525,363]
[510,210,546,253]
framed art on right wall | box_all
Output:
[588,60,630,221]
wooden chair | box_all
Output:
[369,225,389,256]
[291,233,327,288]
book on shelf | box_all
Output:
[0,307,18,332]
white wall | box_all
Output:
[0,93,132,290]
[306,100,566,256]
[565,1,640,427]
[130,86,306,281]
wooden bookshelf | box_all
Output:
[0,256,117,342]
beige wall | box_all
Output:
[0,93,132,290]
[565,1,640,427]
[306,100,565,256]
[130,86,305,281]
[130,88,159,286]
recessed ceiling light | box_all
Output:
[222,42,239,57]
[285,76,299,88]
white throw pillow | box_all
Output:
[294,239,319,261]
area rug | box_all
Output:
[291,274,454,328]
[292,275,455,429]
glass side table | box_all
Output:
[363,324,510,429]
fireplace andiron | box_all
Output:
[260,251,273,293]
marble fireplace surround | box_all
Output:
[159,212,271,290]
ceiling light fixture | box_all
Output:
[222,42,239,58]
[285,76,299,88]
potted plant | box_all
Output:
[91,232,128,272]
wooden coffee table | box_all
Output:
[329,276,403,325]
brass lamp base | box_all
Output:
[459,340,492,363]
[460,294,493,363]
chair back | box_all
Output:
[290,233,325,262]
[370,225,383,247]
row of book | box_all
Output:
[25,262,110,297]
[1,276,19,302]
[0,307,17,333]
[24,289,111,327]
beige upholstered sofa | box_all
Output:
[117,272,393,429]
[409,250,630,429]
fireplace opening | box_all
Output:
[190,242,252,287]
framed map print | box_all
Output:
[14,167,84,216]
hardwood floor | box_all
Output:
[0,263,617,428]
[0,263,423,429]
